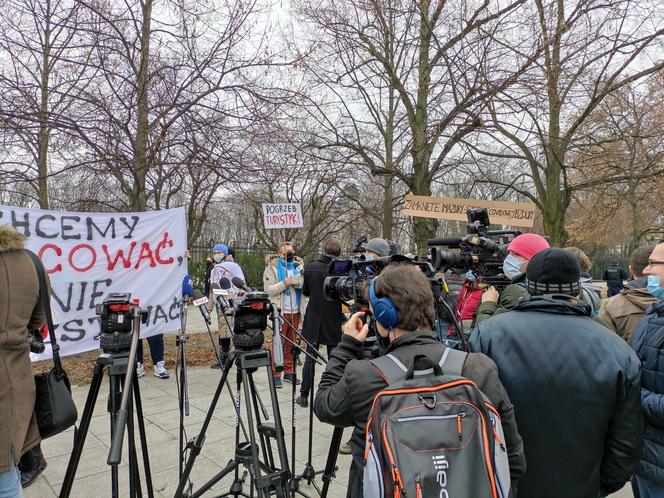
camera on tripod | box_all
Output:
[96,293,148,352]
[231,290,271,351]
[429,208,521,289]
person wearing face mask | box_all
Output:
[208,243,246,369]
[629,242,664,498]
[363,237,390,262]
[473,233,550,325]
[263,242,306,388]
[314,264,526,498]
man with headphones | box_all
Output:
[313,263,526,497]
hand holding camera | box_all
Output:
[343,311,369,343]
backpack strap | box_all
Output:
[439,347,467,376]
[24,249,64,376]
[371,347,468,385]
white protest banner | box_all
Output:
[403,194,537,228]
[0,206,187,360]
[262,203,304,229]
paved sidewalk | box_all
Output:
[26,361,350,497]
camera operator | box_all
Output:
[208,243,245,368]
[363,237,390,261]
[296,239,343,408]
[314,264,525,497]
[0,225,50,497]
[263,242,306,388]
[474,233,549,325]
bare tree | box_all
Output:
[471,0,664,244]
[296,0,530,252]
[0,0,92,208]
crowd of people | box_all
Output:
[4,219,664,497]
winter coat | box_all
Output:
[474,275,529,325]
[314,330,526,498]
[579,274,603,317]
[470,296,643,498]
[630,300,664,485]
[262,255,307,317]
[599,279,657,343]
[0,225,47,472]
[301,254,342,346]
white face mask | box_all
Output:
[503,253,526,281]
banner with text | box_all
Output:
[0,206,187,360]
[262,203,304,229]
[403,195,537,227]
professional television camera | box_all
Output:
[230,288,271,351]
[96,293,148,352]
[428,208,521,289]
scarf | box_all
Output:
[277,257,301,307]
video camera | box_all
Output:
[428,208,520,289]
[96,293,148,352]
[231,290,271,351]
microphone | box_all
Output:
[270,304,284,372]
[192,288,211,325]
[219,277,232,290]
[232,277,252,292]
[182,275,193,299]
[427,237,463,247]
[181,275,192,331]
[211,282,230,313]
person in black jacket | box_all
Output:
[296,239,343,408]
[470,248,644,498]
[314,264,526,498]
[204,256,214,298]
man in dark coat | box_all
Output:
[630,242,664,497]
[314,264,526,498]
[296,239,343,408]
[470,248,644,498]
[204,256,214,297]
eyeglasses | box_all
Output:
[646,260,664,267]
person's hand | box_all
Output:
[482,286,500,304]
[284,276,293,286]
[185,249,191,260]
[343,311,369,342]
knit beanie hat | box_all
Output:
[526,248,581,296]
[365,238,390,257]
[507,233,550,261]
[212,243,228,255]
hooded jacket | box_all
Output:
[314,330,526,497]
[630,300,664,484]
[470,296,643,498]
[0,225,47,472]
[262,254,307,316]
[599,278,657,342]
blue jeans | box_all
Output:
[137,334,164,364]
[0,452,23,498]
[634,476,664,498]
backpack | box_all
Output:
[363,348,511,498]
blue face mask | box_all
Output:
[502,254,525,281]
[647,275,664,299]
[365,254,374,262]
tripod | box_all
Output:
[59,305,154,498]
[271,309,327,498]
[174,344,290,498]
[177,297,191,481]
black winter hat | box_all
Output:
[526,248,581,297]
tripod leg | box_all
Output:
[240,368,265,497]
[59,361,106,498]
[109,371,120,498]
[320,427,344,498]
[247,375,272,471]
[174,352,236,498]
[126,390,139,498]
[307,355,316,470]
[132,375,154,498]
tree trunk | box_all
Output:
[37,0,52,209]
[132,0,152,211]
[382,176,393,239]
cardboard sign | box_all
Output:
[262,203,303,229]
[403,194,537,227]
[0,205,187,359]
